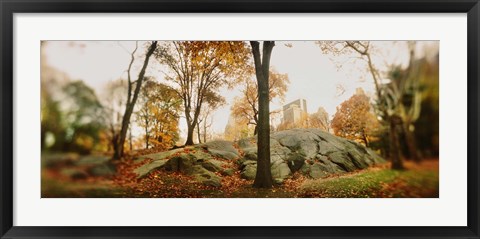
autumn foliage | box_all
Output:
[136,80,182,150]
[331,90,380,147]
[155,41,251,145]
[40,40,439,197]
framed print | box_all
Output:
[1,0,479,238]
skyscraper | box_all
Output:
[282,99,308,124]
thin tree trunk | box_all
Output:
[390,115,405,170]
[253,125,258,135]
[113,41,157,160]
[197,121,202,144]
[362,132,369,147]
[403,122,422,162]
[250,41,275,188]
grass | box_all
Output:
[299,161,439,198]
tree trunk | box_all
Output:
[250,41,275,188]
[185,123,195,146]
[389,115,405,170]
[197,121,202,144]
[402,122,422,162]
[145,124,149,149]
[112,134,119,157]
[185,105,202,146]
[362,133,369,147]
[253,125,258,135]
[113,41,158,160]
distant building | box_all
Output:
[282,99,308,124]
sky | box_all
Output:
[42,40,438,141]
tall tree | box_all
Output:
[318,41,406,169]
[231,67,289,135]
[386,42,424,162]
[155,41,250,145]
[113,41,158,159]
[250,41,275,188]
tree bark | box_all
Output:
[250,41,275,188]
[185,123,196,146]
[389,115,405,170]
[402,122,422,162]
[112,134,119,156]
[113,41,158,159]
[184,103,203,146]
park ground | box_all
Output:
[42,158,439,198]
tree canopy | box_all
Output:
[155,41,251,145]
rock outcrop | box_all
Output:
[135,128,385,186]
[134,143,238,187]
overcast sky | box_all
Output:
[43,40,438,140]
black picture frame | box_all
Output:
[1,0,479,238]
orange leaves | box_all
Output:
[283,173,308,193]
[220,171,250,196]
[331,89,381,145]
[112,158,151,187]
